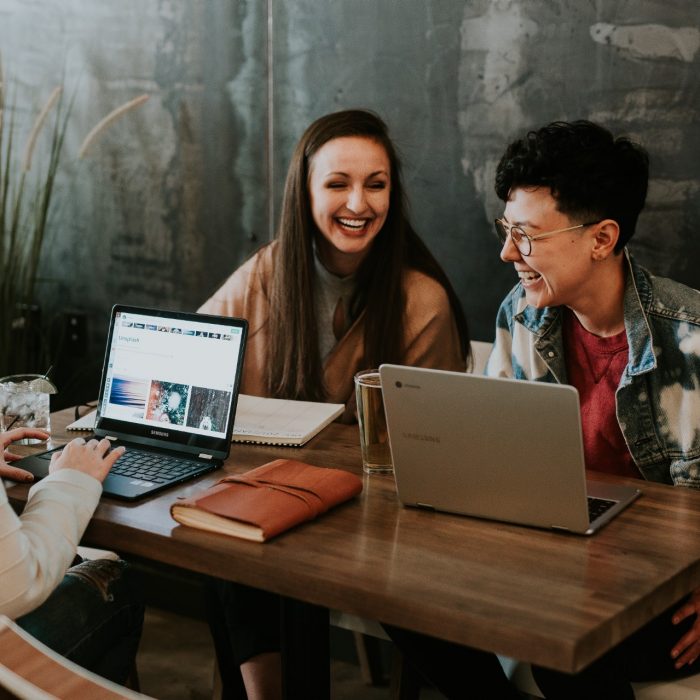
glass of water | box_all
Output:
[0,374,57,444]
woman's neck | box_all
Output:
[314,236,369,277]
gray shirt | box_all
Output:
[314,253,357,361]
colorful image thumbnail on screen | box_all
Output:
[146,380,188,425]
[186,387,232,433]
[109,377,148,412]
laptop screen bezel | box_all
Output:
[93,304,248,460]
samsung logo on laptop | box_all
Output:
[402,431,440,443]
[150,429,170,438]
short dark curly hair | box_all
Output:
[494,120,649,252]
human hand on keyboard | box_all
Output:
[50,437,125,483]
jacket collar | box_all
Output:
[514,250,656,376]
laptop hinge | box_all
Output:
[198,453,213,460]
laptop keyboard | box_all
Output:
[110,449,205,485]
[587,496,616,523]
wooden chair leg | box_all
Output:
[353,631,385,685]
[390,646,421,700]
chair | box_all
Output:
[330,611,390,685]
[330,612,422,699]
[469,339,493,375]
[0,615,152,700]
[76,545,120,561]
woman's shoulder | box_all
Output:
[398,266,464,369]
[234,241,276,277]
[223,242,277,287]
[400,268,457,334]
[402,267,450,305]
[199,242,276,315]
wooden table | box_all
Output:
[7,408,700,693]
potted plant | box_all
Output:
[0,61,148,377]
[0,77,65,375]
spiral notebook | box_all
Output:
[68,394,344,447]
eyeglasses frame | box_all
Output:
[494,218,600,256]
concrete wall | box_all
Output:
[1,0,699,398]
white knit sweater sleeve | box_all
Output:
[0,470,102,619]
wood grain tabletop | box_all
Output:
[6,407,700,673]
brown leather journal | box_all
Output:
[170,459,362,541]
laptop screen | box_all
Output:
[95,306,247,456]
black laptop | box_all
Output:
[18,305,248,500]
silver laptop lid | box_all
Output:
[380,365,601,534]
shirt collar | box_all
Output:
[313,245,357,294]
[514,250,656,375]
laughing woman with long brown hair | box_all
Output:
[199,108,469,698]
[200,108,469,420]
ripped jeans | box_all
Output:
[16,557,144,684]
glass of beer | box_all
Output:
[354,369,392,474]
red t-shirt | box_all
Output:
[563,310,640,478]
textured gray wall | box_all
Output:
[1,0,266,312]
[271,0,700,338]
[1,0,699,397]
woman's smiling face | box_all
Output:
[308,135,391,275]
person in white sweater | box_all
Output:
[0,427,144,684]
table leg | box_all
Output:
[280,596,330,699]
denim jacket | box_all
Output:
[486,252,700,489]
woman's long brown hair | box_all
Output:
[266,109,469,400]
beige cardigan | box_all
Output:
[199,243,464,417]
[0,470,102,619]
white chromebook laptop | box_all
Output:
[379,365,642,535]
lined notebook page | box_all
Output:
[232,394,344,446]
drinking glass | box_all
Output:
[0,374,55,444]
[354,369,392,474]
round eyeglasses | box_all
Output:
[494,219,599,257]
